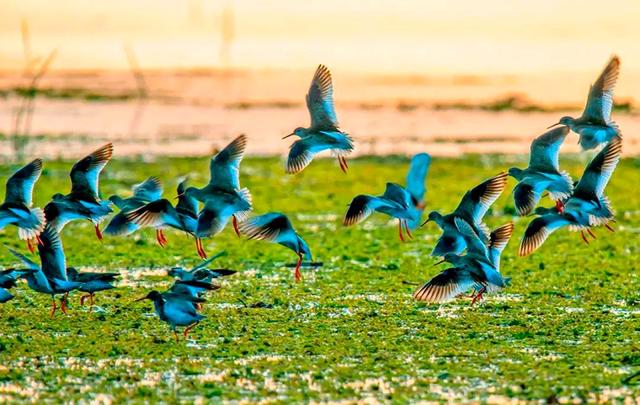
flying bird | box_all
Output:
[0,159,46,252]
[548,55,621,150]
[519,136,622,256]
[66,267,119,307]
[0,268,35,303]
[508,127,573,215]
[284,64,354,174]
[168,251,237,283]
[344,182,416,241]
[44,143,114,240]
[239,213,311,282]
[423,172,508,256]
[405,153,431,229]
[414,218,514,304]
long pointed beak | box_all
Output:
[174,193,183,200]
[547,122,561,129]
[421,219,431,227]
[133,296,147,303]
[432,259,446,267]
[282,133,295,139]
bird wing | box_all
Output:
[343,195,395,226]
[285,132,351,174]
[176,179,199,217]
[581,55,620,124]
[4,159,43,207]
[513,180,545,216]
[413,267,477,303]
[382,183,412,209]
[454,172,508,224]
[238,212,293,244]
[125,199,184,230]
[195,198,236,238]
[519,214,571,256]
[405,153,431,206]
[529,127,569,172]
[70,143,113,200]
[453,217,488,258]
[573,136,622,201]
[487,222,514,271]
[306,64,338,130]
[208,135,247,191]
[6,246,40,270]
[191,251,228,271]
[132,176,163,202]
[37,225,67,280]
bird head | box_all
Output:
[108,195,124,206]
[283,127,306,139]
[548,116,573,129]
[167,267,186,279]
[134,290,162,302]
[507,167,524,179]
[422,211,442,227]
[51,193,65,201]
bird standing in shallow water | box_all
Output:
[519,136,622,256]
[135,290,205,342]
[284,65,353,174]
[44,143,114,240]
[344,182,416,242]
[405,153,431,229]
[7,225,81,317]
[508,127,573,215]
[548,55,621,150]
[422,172,508,256]
[0,159,46,252]
[239,213,311,282]
[414,218,514,304]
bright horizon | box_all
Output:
[1,0,639,75]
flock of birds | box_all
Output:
[0,55,624,341]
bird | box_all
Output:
[238,213,311,282]
[7,225,81,317]
[135,290,206,342]
[414,218,514,304]
[168,251,237,283]
[508,127,573,215]
[284,64,354,174]
[0,159,46,253]
[405,153,431,229]
[519,136,622,256]
[122,178,208,258]
[422,172,508,256]
[548,55,621,150]
[66,267,119,308]
[166,135,252,240]
[344,182,417,241]
[0,268,35,303]
[44,143,114,240]
[104,176,167,245]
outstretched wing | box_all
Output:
[487,222,514,271]
[132,176,163,202]
[37,225,67,280]
[285,132,351,174]
[343,195,396,226]
[4,159,43,206]
[125,199,184,230]
[573,136,622,201]
[70,143,113,199]
[306,64,338,130]
[519,215,570,257]
[454,217,488,258]
[405,153,431,206]
[454,172,508,224]
[5,246,40,270]
[413,267,477,303]
[238,212,293,244]
[513,180,544,217]
[529,127,569,172]
[191,251,228,271]
[208,135,247,191]
[581,55,620,124]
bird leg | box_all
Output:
[555,200,565,214]
[156,229,167,247]
[160,229,169,246]
[90,293,94,307]
[60,293,69,315]
[403,220,413,239]
[587,228,596,239]
[471,286,486,306]
[195,238,207,259]
[183,321,200,340]
[338,156,348,173]
[294,253,303,282]
[398,219,405,242]
[94,224,103,241]
[50,298,58,319]
[605,223,615,232]
[195,302,203,311]
[580,231,589,245]
[26,238,35,254]
[173,330,180,343]
[232,215,241,237]
[35,234,43,246]
[80,294,90,306]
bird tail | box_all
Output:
[17,208,46,241]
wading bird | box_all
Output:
[0,159,46,252]
[66,267,119,307]
[423,172,508,256]
[344,182,416,241]
[239,213,311,282]
[519,136,622,256]
[508,127,573,215]
[284,65,353,174]
[548,55,621,150]
[135,290,206,342]
[405,153,431,229]
[414,218,514,304]
[168,251,237,283]
[44,144,114,240]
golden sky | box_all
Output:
[1,0,639,74]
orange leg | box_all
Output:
[403,220,413,239]
[580,231,589,245]
[60,293,69,314]
[94,224,103,241]
[195,238,207,259]
[26,238,35,254]
[232,215,241,237]
[338,156,347,173]
[50,298,57,319]
[294,253,303,282]
[605,223,615,232]
[587,228,596,239]
[90,293,94,307]
[398,219,405,242]
[80,294,90,306]
[183,321,200,340]
[173,331,180,343]
[35,234,43,246]
[156,229,166,247]
[471,286,486,306]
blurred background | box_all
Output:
[1,0,639,160]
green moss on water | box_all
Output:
[0,155,639,402]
